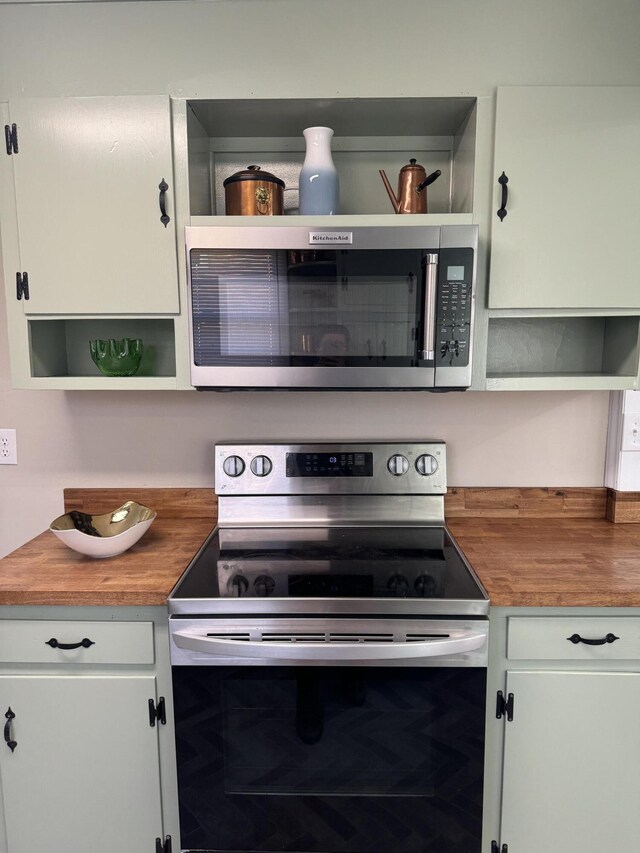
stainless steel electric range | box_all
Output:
[169,442,489,853]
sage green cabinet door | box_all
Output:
[0,675,164,853]
[489,86,640,309]
[500,671,640,852]
[9,96,179,315]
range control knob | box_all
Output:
[250,455,273,477]
[227,575,249,597]
[387,454,409,476]
[254,575,276,597]
[387,574,410,597]
[415,454,438,476]
[222,455,245,477]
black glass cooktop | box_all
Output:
[170,526,487,612]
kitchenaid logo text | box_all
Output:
[309,232,353,244]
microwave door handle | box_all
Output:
[172,629,486,662]
[420,253,439,360]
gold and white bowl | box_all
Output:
[49,500,156,558]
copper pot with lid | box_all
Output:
[223,165,285,215]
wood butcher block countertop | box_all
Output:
[0,489,216,607]
[447,486,640,607]
[448,518,640,607]
[2,486,640,608]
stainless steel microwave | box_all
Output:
[186,224,477,391]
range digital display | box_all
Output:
[286,452,373,477]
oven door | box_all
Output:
[170,618,487,853]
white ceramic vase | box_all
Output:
[298,126,339,215]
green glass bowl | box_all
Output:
[90,338,143,377]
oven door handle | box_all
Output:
[419,253,438,361]
[171,630,486,661]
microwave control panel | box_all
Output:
[435,247,474,367]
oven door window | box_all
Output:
[173,666,485,853]
[190,248,426,367]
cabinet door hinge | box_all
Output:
[491,843,508,853]
[155,835,172,853]
[4,124,18,155]
[16,272,29,301]
[148,696,166,727]
[496,690,514,721]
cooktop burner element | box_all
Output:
[169,442,488,617]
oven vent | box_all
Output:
[262,633,326,642]
[205,630,451,644]
[406,633,451,641]
[260,632,397,643]
[206,632,252,641]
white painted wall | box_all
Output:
[2,0,638,557]
[1,0,639,99]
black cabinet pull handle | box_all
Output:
[567,632,619,646]
[16,272,29,301]
[5,123,17,155]
[45,637,95,650]
[159,178,170,227]
[4,708,17,753]
[497,171,509,221]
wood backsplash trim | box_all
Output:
[606,488,640,523]
[445,487,607,519]
[64,486,608,522]
[63,488,216,521]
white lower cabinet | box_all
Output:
[0,675,163,853]
[500,670,640,852]
[0,609,178,853]
[488,613,640,853]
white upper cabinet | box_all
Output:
[489,86,640,309]
[9,96,179,315]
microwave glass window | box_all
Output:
[190,248,425,367]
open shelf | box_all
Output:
[28,319,177,385]
[486,316,640,390]
[186,97,477,218]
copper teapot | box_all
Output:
[379,159,441,214]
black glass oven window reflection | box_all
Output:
[190,248,424,367]
[173,666,485,853]
[171,527,486,602]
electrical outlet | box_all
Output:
[621,415,640,451]
[0,429,17,465]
